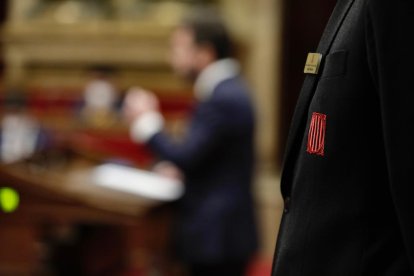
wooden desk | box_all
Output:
[0,155,176,275]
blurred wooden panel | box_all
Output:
[0,150,176,275]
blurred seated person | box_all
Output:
[0,94,49,164]
[80,67,119,128]
[123,8,258,276]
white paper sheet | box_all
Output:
[91,163,184,201]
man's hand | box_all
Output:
[152,161,184,182]
[123,87,160,123]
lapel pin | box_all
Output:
[304,53,323,75]
[307,112,327,156]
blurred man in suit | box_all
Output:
[123,9,258,276]
[272,0,414,275]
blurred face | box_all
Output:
[169,27,198,80]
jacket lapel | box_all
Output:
[281,0,355,196]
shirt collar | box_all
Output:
[194,58,240,101]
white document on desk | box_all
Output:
[91,163,184,202]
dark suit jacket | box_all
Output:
[273,0,414,275]
[147,76,258,264]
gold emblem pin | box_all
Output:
[304,53,323,75]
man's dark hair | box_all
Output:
[180,8,233,60]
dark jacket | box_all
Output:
[273,0,414,275]
[148,76,258,264]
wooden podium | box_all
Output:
[0,147,178,275]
